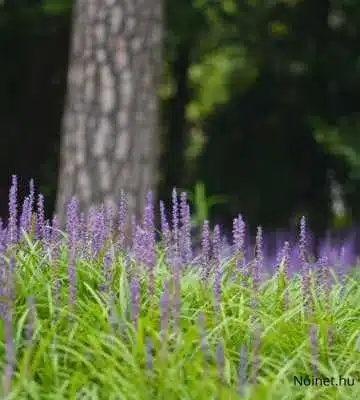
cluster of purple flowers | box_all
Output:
[0,175,357,395]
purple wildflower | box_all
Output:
[252,226,263,311]
[36,194,45,241]
[131,215,137,251]
[200,220,211,284]
[142,192,156,299]
[78,212,86,251]
[49,215,61,320]
[7,175,18,245]
[299,216,310,317]
[92,205,106,256]
[19,196,30,238]
[213,225,222,308]
[105,202,114,241]
[66,197,79,316]
[233,215,245,268]
[180,192,192,265]
[160,200,173,264]
[172,188,179,255]
[118,190,127,251]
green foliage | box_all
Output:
[41,0,72,15]
[1,234,360,398]
[185,182,227,227]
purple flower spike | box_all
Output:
[118,190,127,251]
[160,200,173,265]
[36,194,45,241]
[66,197,79,317]
[19,196,30,238]
[7,175,18,245]
[143,192,156,299]
[180,192,192,265]
[172,188,179,255]
[299,216,310,317]
[213,225,222,308]
[233,215,245,271]
[200,220,211,285]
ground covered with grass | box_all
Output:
[0,176,359,399]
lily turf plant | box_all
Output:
[0,175,360,399]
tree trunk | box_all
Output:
[56,0,163,232]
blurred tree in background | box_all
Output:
[0,0,360,238]
[56,0,163,228]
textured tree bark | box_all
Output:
[56,0,163,233]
